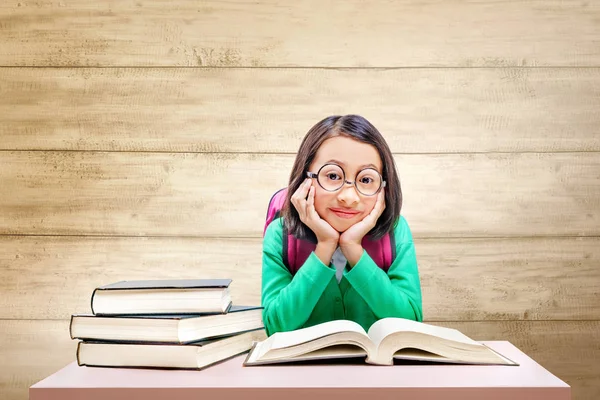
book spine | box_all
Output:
[90,288,99,315]
[69,315,75,340]
[76,341,83,366]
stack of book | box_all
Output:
[70,279,266,370]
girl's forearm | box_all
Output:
[339,243,363,268]
[314,240,337,265]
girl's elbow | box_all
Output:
[262,303,293,336]
[411,299,423,322]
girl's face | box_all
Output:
[307,136,384,233]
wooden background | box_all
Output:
[1,1,599,399]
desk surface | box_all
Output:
[30,341,570,400]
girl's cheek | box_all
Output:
[366,198,378,213]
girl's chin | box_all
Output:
[327,220,354,233]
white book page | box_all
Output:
[367,318,482,348]
[270,320,368,350]
[246,341,266,363]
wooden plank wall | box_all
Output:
[1,1,599,399]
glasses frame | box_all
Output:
[306,163,386,197]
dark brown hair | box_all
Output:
[282,115,402,240]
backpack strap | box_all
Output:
[387,228,396,270]
[361,232,393,273]
[263,188,287,237]
[286,231,316,276]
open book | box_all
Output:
[244,318,518,366]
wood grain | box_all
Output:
[1,236,598,320]
[1,1,599,67]
[1,67,599,153]
[0,151,598,237]
[417,237,600,322]
[1,320,598,400]
[0,236,263,319]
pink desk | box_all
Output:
[30,341,570,400]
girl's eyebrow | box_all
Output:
[324,159,379,170]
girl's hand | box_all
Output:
[339,189,386,251]
[291,179,340,246]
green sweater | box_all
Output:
[261,216,423,336]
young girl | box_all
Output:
[261,114,422,336]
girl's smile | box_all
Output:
[329,207,361,219]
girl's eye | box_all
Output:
[360,177,374,184]
[326,173,341,181]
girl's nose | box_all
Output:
[337,182,360,205]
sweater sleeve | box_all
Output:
[344,216,423,321]
[261,218,336,335]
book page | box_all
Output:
[367,318,482,348]
[270,320,368,350]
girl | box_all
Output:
[261,115,422,336]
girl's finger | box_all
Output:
[308,186,321,219]
[303,179,312,198]
[375,190,386,215]
[364,191,385,226]
[292,180,310,205]
[307,185,315,212]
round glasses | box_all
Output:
[306,163,386,197]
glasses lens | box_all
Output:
[317,164,345,191]
[356,168,382,196]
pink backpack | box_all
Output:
[264,188,394,275]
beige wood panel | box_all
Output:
[1,151,599,237]
[418,237,600,322]
[1,1,599,67]
[1,236,263,320]
[1,320,598,400]
[1,236,599,320]
[1,68,599,153]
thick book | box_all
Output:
[244,318,519,366]
[77,329,267,370]
[90,279,232,315]
[70,305,263,344]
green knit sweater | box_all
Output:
[261,216,423,336]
